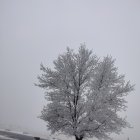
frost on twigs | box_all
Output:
[36,45,134,140]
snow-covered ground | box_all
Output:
[0,128,32,136]
[0,128,74,140]
[0,134,17,140]
[0,128,51,140]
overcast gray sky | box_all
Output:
[0,0,140,140]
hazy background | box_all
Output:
[0,0,140,139]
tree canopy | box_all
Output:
[36,45,134,140]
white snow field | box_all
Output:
[0,134,17,140]
[0,129,48,140]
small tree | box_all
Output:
[36,45,134,140]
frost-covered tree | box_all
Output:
[36,45,134,140]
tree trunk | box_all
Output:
[75,136,83,140]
